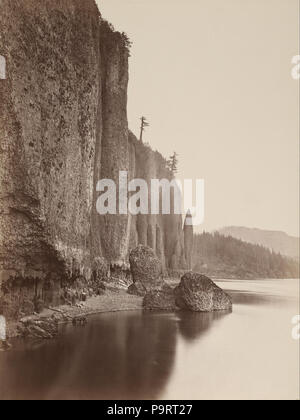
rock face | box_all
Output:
[18,317,59,340]
[129,134,187,272]
[127,283,146,297]
[129,245,163,295]
[184,211,194,270]
[143,285,177,311]
[175,272,232,312]
[0,0,188,319]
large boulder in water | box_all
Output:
[128,245,163,295]
[143,285,177,311]
[175,272,232,312]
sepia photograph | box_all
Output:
[0,0,299,403]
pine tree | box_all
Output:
[167,152,179,174]
[139,116,149,142]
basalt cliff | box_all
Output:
[0,0,190,318]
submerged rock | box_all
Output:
[18,317,59,340]
[175,272,232,312]
[0,340,12,352]
[143,285,177,311]
[72,316,87,327]
[129,245,163,295]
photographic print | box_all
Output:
[0,0,299,403]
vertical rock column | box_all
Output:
[99,25,130,264]
[184,211,194,270]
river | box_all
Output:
[0,279,299,400]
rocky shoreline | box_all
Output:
[6,288,144,340]
[3,245,232,344]
[6,280,232,342]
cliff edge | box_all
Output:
[0,0,189,318]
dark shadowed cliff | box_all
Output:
[0,0,189,318]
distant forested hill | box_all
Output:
[218,227,299,260]
[193,232,299,279]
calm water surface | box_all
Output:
[0,279,299,400]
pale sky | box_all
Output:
[97,0,299,236]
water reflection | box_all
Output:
[0,312,178,400]
[1,279,297,400]
[177,311,231,342]
[0,308,232,400]
[227,290,295,307]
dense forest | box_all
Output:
[192,232,299,279]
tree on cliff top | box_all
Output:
[121,32,132,55]
[167,152,179,174]
[139,116,150,142]
[100,19,132,56]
